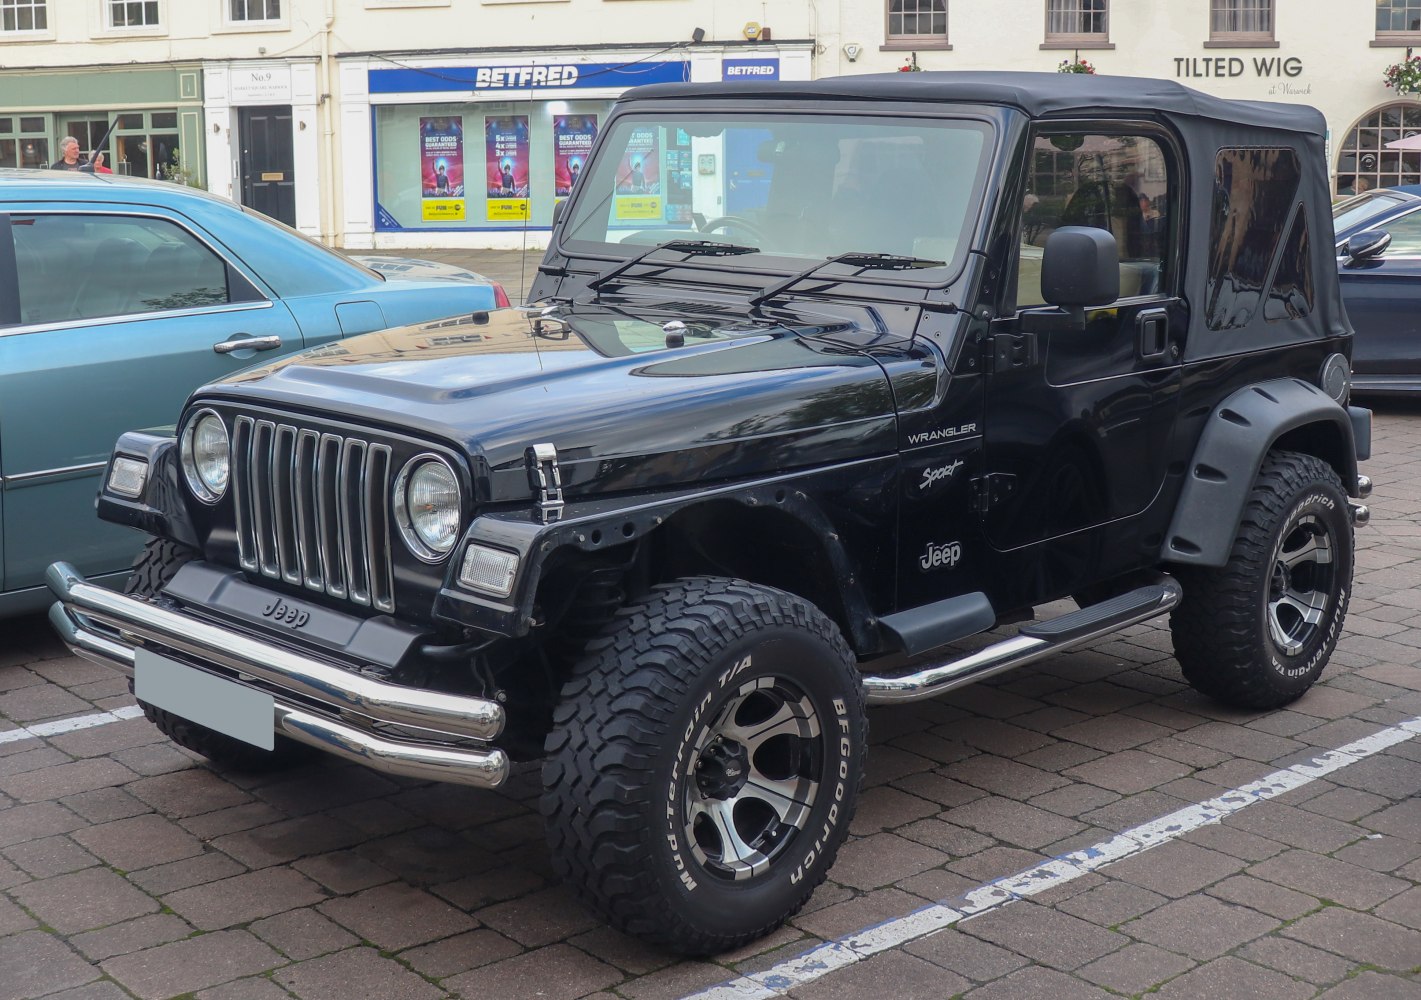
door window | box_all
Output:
[1015,132,1173,307]
[1372,207,1421,255]
[11,213,230,326]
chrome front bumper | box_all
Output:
[46,562,509,789]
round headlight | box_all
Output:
[394,456,461,560]
[181,410,229,503]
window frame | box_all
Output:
[1207,0,1277,47]
[1375,0,1421,45]
[0,0,51,39]
[1008,120,1182,315]
[104,0,162,31]
[220,0,287,31]
[3,208,269,336]
[883,0,951,52]
[1042,0,1112,49]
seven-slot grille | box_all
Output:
[231,416,396,613]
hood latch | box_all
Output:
[526,443,565,523]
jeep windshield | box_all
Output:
[559,112,993,286]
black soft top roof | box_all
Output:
[629,71,1325,137]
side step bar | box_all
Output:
[862,576,1183,705]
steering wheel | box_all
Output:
[701,215,768,244]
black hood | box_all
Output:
[202,300,900,502]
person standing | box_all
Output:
[51,137,91,171]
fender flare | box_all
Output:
[433,469,882,650]
[1161,378,1357,569]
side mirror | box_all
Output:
[1041,227,1120,312]
[1345,229,1390,265]
[551,199,567,227]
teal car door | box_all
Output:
[0,207,302,593]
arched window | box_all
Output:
[1336,103,1421,195]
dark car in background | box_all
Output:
[1334,185,1421,393]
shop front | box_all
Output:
[0,63,204,180]
[336,44,813,250]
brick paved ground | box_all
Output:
[2,398,1420,1000]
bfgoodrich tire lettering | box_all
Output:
[541,577,866,955]
[127,537,309,773]
[1170,451,1353,709]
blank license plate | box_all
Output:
[133,649,275,750]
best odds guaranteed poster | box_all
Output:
[485,116,530,222]
[553,114,597,200]
[419,117,465,222]
[614,124,661,222]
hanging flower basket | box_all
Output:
[1058,57,1097,75]
[1384,55,1421,96]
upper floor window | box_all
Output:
[0,0,46,32]
[1377,0,1421,39]
[1046,0,1107,44]
[108,0,159,27]
[887,0,947,43]
[1211,0,1273,42]
[229,0,279,21]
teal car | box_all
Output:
[0,170,505,615]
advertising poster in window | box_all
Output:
[420,117,465,222]
[553,114,597,201]
[614,125,661,222]
[485,115,530,222]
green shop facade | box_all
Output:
[0,63,205,182]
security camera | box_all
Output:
[844,43,862,63]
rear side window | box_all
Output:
[1205,148,1314,329]
[12,213,231,327]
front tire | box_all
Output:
[1171,451,1353,709]
[541,577,866,955]
[127,538,308,773]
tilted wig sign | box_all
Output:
[486,116,530,222]
[420,116,465,222]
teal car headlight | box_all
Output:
[180,409,230,503]
[394,455,461,561]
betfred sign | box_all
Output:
[475,65,580,88]
[722,59,780,81]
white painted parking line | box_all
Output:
[0,704,145,745]
[684,715,1421,1000]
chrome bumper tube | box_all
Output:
[46,562,509,789]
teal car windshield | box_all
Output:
[560,113,993,283]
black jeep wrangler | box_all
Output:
[50,73,1371,954]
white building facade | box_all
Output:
[1,1,1418,247]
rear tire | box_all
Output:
[1171,451,1352,709]
[541,577,866,955]
[127,537,308,773]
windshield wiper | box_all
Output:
[747,252,945,312]
[585,239,759,296]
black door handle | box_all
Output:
[1136,308,1170,361]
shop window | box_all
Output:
[1210,0,1273,42]
[1204,147,1302,330]
[1336,103,1421,194]
[0,116,47,167]
[229,0,279,20]
[1045,0,1108,45]
[1015,132,1172,308]
[1377,0,1421,40]
[108,0,159,27]
[12,214,229,326]
[887,0,948,46]
[0,0,46,32]
[373,100,614,232]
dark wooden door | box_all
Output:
[238,105,295,227]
